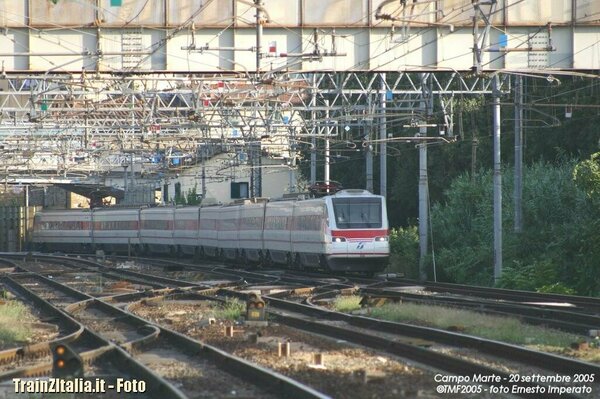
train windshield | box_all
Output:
[332,198,382,229]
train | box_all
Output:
[31,189,389,273]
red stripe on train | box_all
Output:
[331,229,388,239]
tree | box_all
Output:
[174,184,201,205]
[573,152,600,202]
[421,161,599,296]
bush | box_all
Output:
[212,298,245,320]
[426,161,600,296]
[387,226,419,278]
[333,295,362,312]
[0,301,33,344]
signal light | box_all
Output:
[246,294,266,322]
[52,343,83,378]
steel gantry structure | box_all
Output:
[0,70,495,178]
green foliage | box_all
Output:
[332,295,362,312]
[212,298,245,320]
[497,260,561,292]
[0,301,33,345]
[387,226,419,278]
[573,152,600,202]
[536,283,576,295]
[185,184,202,205]
[368,302,579,347]
[174,184,201,205]
[429,161,600,296]
[457,96,486,113]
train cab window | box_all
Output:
[332,198,382,229]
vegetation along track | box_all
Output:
[354,285,600,335]
[383,278,600,314]
[276,269,600,335]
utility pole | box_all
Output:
[365,94,374,193]
[492,74,503,282]
[122,162,128,203]
[289,128,296,193]
[310,75,317,186]
[255,0,263,73]
[256,142,262,197]
[130,152,134,189]
[201,146,206,199]
[471,134,478,179]
[324,99,330,190]
[253,0,263,197]
[418,73,431,282]
[249,140,262,198]
[514,75,523,233]
[365,130,373,192]
[380,73,387,197]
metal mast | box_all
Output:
[418,73,432,281]
[492,74,503,282]
[380,73,387,197]
[514,75,524,233]
[366,92,374,193]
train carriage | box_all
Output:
[32,209,92,252]
[216,204,241,261]
[198,206,220,258]
[263,200,294,265]
[290,199,328,268]
[140,206,175,254]
[174,206,200,256]
[92,208,140,253]
[237,199,267,263]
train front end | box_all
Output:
[324,190,389,273]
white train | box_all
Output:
[32,189,389,273]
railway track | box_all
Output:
[250,289,600,373]
[121,286,597,398]
[265,269,600,336]
[384,278,600,314]
[3,253,600,398]
[8,253,600,336]
[107,256,600,339]
[0,274,182,399]
[0,257,330,399]
[32,254,600,342]
[355,285,600,335]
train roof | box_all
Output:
[329,189,379,197]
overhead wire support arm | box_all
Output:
[182,44,256,52]
[472,0,498,75]
[375,0,454,32]
[275,29,347,60]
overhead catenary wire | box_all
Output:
[4,0,600,181]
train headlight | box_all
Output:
[333,237,346,243]
[375,236,388,242]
